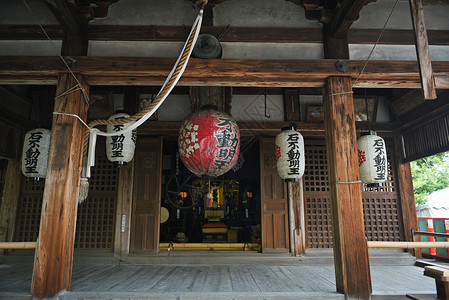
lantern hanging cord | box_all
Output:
[21,0,89,106]
[353,0,400,86]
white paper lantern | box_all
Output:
[275,125,305,182]
[106,113,137,164]
[21,128,51,179]
[357,131,388,185]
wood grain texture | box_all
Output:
[260,138,289,252]
[114,159,135,257]
[394,135,422,259]
[130,137,162,252]
[31,73,88,298]
[409,0,437,100]
[0,56,448,88]
[0,158,22,249]
[289,180,306,255]
[329,0,371,38]
[323,77,371,298]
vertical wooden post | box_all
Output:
[323,76,371,299]
[114,159,135,257]
[31,73,88,298]
[0,157,22,253]
[289,179,306,255]
[394,135,422,259]
[288,182,296,256]
[323,27,349,59]
[409,0,437,100]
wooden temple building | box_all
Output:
[0,0,448,299]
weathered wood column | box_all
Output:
[394,135,422,259]
[31,73,88,298]
[323,76,371,299]
[288,180,306,256]
[114,160,135,257]
[0,157,22,254]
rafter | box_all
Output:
[328,0,375,38]
[43,0,81,34]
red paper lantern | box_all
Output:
[178,106,240,177]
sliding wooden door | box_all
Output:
[131,137,162,252]
[260,137,289,252]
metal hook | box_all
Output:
[264,91,271,119]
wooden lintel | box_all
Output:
[0,57,448,88]
[409,0,437,100]
[137,121,393,137]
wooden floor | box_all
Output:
[0,251,438,300]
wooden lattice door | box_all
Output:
[131,137,162,252]
[260,137,289,252]
[303,140,403,248]
[15,144,118,250]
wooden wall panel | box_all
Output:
[260,138,289,252]
[131,137,162,252]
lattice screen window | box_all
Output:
[305,196,333,248]
[75,149,118,249]
[304,145,329,192]
[304,140,403,248]
[363,197,402,241]
[15,179,44,242]
[15,149,118,249]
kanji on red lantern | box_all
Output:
[178,107,240,177]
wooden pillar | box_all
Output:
[0,158,22,252]
[31,73,88,298]
[289,179,306,255]
[114,159,135,257]
[394,135,422,259]
[323,76,371,299]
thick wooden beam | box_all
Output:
[394,135,422,259]
[31,73,88,298]
[329,0,371,38]
[114,159,135,257]
[323,77,371,298]
[0,57,448,88]
[137,121,392,137]
[409,0,437,99]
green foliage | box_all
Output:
[411,152,449,204]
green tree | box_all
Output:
[411,152,449,204]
